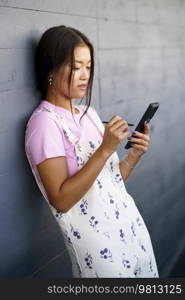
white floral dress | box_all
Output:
[26,105,159,278]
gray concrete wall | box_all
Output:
[0,0,185,277]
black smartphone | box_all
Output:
[124,102,160,149]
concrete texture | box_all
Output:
[0,0,185,278]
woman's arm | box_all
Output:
[119,153,141,181]
[37,145,110,213]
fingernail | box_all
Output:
[128,137,132,140]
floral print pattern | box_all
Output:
[96,179,103,190]
[114,204,120,219]
[114,173,122,183]
[89,216,99,232]
[84,252,93,269]
[55,210,63,219]
[79,198,88,215]
[100,248,113,262]
[70,224,81,240]
[119,229,127,244]
[107,192,114,204]
[77,155,85,167]
[122,253,131,269]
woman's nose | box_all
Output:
[80,68,90,79]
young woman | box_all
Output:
[25,25,159,278]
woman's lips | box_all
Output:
[78,84,87,90]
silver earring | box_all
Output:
[48,77,53,86]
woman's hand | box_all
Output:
[128,121,150,158]
[100,116,129,157]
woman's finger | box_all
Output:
[128,137,148,147]
[131,132,150,143]
[107,115,122,126]
[112,119,128,131]
[143,121,150,135]
[131,143,148,153]
[132,123,150,138]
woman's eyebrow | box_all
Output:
[75,60,91,63]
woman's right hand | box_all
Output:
[100,115,130,157]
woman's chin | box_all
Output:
[74,92,86,99]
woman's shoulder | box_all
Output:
[26,105,61,129]
[25,106,64,147]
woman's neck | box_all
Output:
[46,92,76,114]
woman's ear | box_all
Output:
[48,72,54,78]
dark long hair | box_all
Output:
[35,25,94,122]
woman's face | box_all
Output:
[51,45,91,100]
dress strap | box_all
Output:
[78,105,105,138]
[40,106,79,145]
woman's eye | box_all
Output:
[72,66,91,71]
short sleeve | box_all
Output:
[25,112,66,166]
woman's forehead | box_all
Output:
[74,46,91,62]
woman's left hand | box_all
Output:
[128,121,150,158]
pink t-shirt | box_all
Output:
[25,100,103,180]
